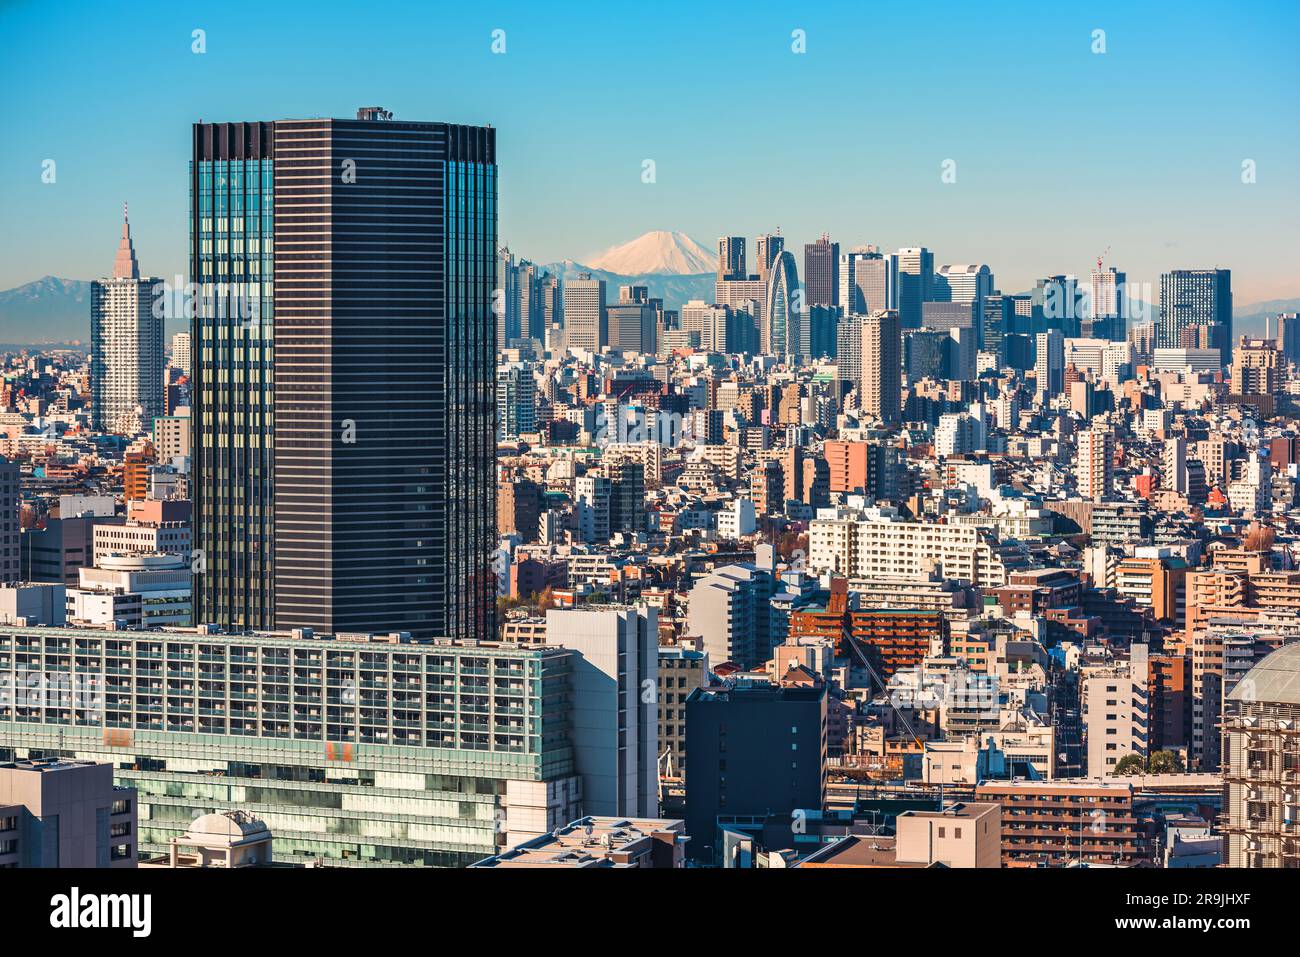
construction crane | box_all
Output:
[842,630,926,752]
[1095,245,1111,273]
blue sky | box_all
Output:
[1,0,1297,302]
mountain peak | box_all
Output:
[587,230,714,276]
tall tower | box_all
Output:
[1035,329,1065,399]
[859,310,902,425]
[755,232,785,286]
[1158,269,1232,354]
[91,207,165,436]
[561,274,607,352]
[496,245,520,350]
[717,236,746,281]
[763,250,800,359]
[894,246,934,329]
[803,234,839,308]
[191,111,498,639]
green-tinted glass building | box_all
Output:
[0,626,579,867]
[191,110,498,641]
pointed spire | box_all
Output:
[113,202,140,280]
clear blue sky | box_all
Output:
[1,0,1297,302]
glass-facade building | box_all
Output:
[1157,268,1232,353]
[0,626,578,867]
[191,122,277,631]
[191,114,498,641]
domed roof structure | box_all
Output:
[184,810,271,847]
[1228,643,1300,705]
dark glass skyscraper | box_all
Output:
[1158,268,1232,353]
[191,121,276,631]
[191,110,498,640]
[803,234,839,307]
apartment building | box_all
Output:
[810,508,1026,588]
[975,780,1148,866]
[0,626,582,867]
[1081,644,1150,776]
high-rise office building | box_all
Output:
[936,263,994,307]
[803,234,839,307]
[517,259,545,342]
[1035,275,1086,337]
[904,328,950,383]
[763,250,800,359]
[1277,312,1300,364]
[981,293,1012,365]
[859,310,902,425]
[1035,329,1065,399]
[895,246,933,328]
[863,252,896,315]
[496,245,521,349]
[717,236,746,281]
[806,305,838,359]
[191,110,498,639]
[921,301,981,350]
[838,246,892,315]
[607,294,657,355]
[838,248,867,314]
[755,233,784,286]
[681,300,733,353]
[562,273,607,352]
[1158,268,1232,353]
[541,273,562,329]
[91,209,165,436]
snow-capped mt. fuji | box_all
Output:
[587,230,715,275]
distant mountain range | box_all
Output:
[1234,299,1300,337]
[0,276,92,345]
[0,276,187,345]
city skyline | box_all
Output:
[3,0,1300,906]
[1,0,1298,303]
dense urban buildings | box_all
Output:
[0,84,1296,891]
